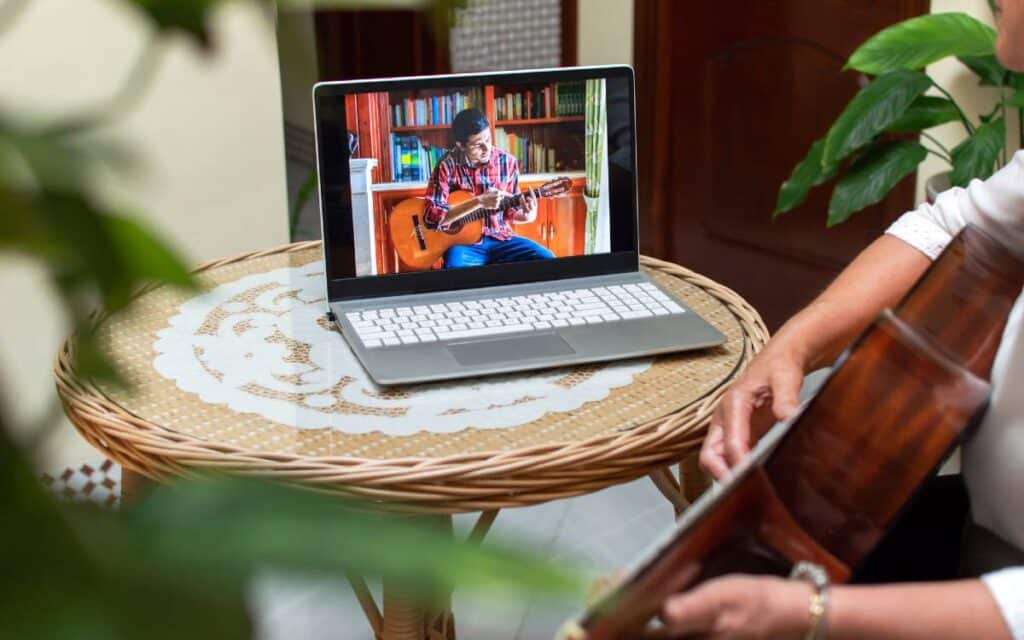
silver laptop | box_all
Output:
[313,65,724,385]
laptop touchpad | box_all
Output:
[447,333,575,367]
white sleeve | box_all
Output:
[886,150,1024,260]
[982,567,1024,640]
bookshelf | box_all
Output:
[487,81,585,177]
[377,81,587,184]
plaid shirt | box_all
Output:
[423,147,524,242]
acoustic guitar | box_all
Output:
[560,224,1024,639]
[388,177,573,270]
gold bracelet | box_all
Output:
[789,561,830,640]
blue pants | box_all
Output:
[444,235,554,268]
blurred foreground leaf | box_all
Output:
[1,123,195,383]
[0,424,250,640]
[1,420,581,639]
[125,0,224,48]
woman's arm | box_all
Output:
[828,579,1011,640]
[699,234,932,478]
[659,575,1012,640]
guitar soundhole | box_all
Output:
[445,221,464,234]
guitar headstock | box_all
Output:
[538,176,573,197]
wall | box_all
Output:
[0,0,289,468]
[577,0,633,66]
[916,0,1020,203]
[277,9,320,130]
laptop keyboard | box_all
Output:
[345,283,686,349]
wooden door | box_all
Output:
[634,0,929,330]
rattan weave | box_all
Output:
[54,241,767,513]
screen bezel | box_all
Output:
[313,65,639,302]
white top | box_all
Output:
[886,150,1024,640]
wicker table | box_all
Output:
[54,241,767,640]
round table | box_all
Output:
[54,241,767,640]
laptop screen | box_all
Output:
[314,66,638,301]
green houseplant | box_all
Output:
[776,10,1023,226]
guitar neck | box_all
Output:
[449,187,542,224]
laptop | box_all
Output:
[313,65,724,385]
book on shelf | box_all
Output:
[391,88,484,128]
[494,82,584,122]
[389,133,448,183]
[494,127,558,174]
[555,81,585,117]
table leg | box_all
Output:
[382,579,427,640]
[372,510,498,640]
[649,467,688,516]
[679,455,711,503]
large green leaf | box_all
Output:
[103,215,195,289]
[950,117,1006,186]
[1,426,248,639]
[828,141,927,226]
[822,71,932,167]
[885,96,961,133]
[846,13,996,74]
[1006,89,1024,108]
[1,189,193,382]
[117,477,582,600]
[774,139,837,216]
[124,0,463,49]
[958,54,1008,86]
[123,0,224,48]
[2,406,583,639]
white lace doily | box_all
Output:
[153,260,652,435]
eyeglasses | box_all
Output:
[463,137,491,152]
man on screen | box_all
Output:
[423,108,555,268]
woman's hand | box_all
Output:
[659,575,811,640]
[699,348,806,480]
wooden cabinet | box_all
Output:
[513,178,587,259]
[546,187,587,257]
